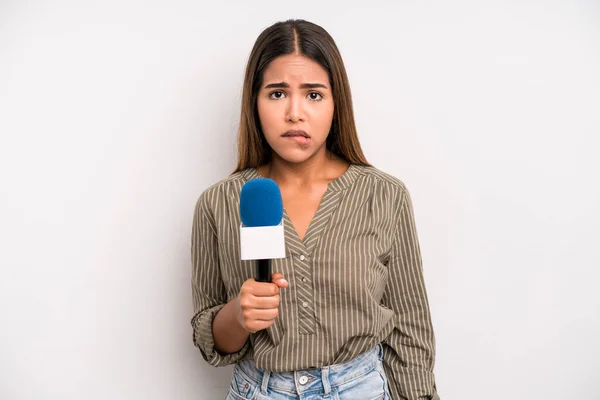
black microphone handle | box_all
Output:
[255,259,271,283]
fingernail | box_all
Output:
[278,279,287,285]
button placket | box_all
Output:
[294,251,315,334]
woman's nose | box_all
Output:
[285,96,304,122]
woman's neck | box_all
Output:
[259,151,349,187]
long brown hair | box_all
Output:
[234,19,370,173]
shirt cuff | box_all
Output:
[191,303,251,367]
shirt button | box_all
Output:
[298,376,309,385]
[302,301,308,307]
[299,254,305,261]
[302,277,307,283]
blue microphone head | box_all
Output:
[239,178,283,227]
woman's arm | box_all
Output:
[191,191,251,366]
[381,187,440,400]
[191,189,289,363]
[212,297,249,354]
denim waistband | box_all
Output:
[234,344,382,395]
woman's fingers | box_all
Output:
[242,308,279,322]
[237,273,287,333]
[244,294,280,309]
[272,272,289,288]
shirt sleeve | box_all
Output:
[190,191,250,367]
[381,187,440,400]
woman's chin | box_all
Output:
[271,142,328,165]
[274,151,316,165]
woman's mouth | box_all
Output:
[282,130,311,146]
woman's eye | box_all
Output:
[308,92,323,101]
[269,91,285,99]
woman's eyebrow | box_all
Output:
[264,82,328,89]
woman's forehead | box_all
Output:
[262,54,329,84]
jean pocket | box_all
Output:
[335,367,388,400]
[228,366,258,400]
[227,388,254,400]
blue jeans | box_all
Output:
[226,344,390,400]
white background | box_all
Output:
[1,1,599,399]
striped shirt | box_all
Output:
[191,164,439,400]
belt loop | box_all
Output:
[321,366,331,395]
[260,370,270,395]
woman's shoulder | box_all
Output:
[195,168,254,210]
[353,164,410,196]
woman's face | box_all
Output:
[257,54,334,165]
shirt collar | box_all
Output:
[240,163,361,192]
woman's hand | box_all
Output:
[235,273,288,333]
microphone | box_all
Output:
[239,178,286,282]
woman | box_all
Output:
[191,19,440,400]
